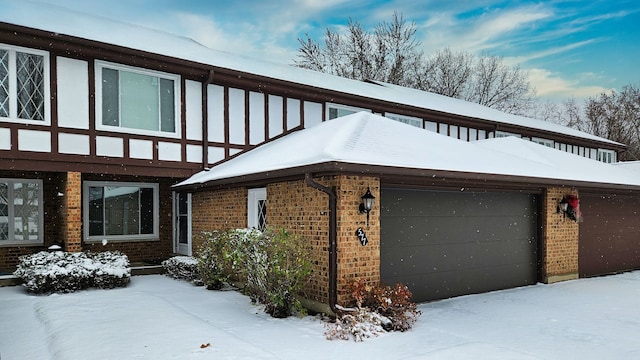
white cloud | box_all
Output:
[419,5,552,53]
[527,68,613,100]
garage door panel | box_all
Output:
[384,263,538,302]
[383,238,536,276]
[381,188,538,302]
[382,215,534,246]
[580,194,640,277]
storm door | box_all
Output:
[174,192,191,255]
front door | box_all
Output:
[174,192,191,255]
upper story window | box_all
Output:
[326,103,370,120]
[597,149,616,163]
[385,112,423,128]
[531,137,554,148]
[83,181,159,242]
[95,61,180,138]
[0,178,43,246]
[493,131,521,138]
[0,44,50,125]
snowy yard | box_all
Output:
[2,272,640,359]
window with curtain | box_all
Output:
[84,181,159,242]
[0,45,48,122]
[97,61,178,135]
[0,179,43,245]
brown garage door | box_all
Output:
[381,188,539,303]
[579,193,640,277]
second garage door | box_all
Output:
[381,188,539,302]
[579,193,640,277]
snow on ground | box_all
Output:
[2,272,640,359]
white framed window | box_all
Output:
[597,149,616,163]
[83,181,159,242]
[0,178,43,246]
[0,44,50,125]
[247,188,266,231]
[531,137,554,147]
[95,61,181,138]
[494,131,521,138]
[326,103,370,120]
[385,112,423,128]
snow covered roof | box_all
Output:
[175,112,640,190]
[0,0,621,147]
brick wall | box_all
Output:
[268,178,333,305]
[267,175,381,306]
[541,187,579,283]
[335,175,380,304]
[190,187,248,254]
[63,171,82,252]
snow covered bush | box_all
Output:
[196,229,254,289]
[13,251,130,294]
[162,256,203,285]
[197,228,311,318]
[325,280,421,341]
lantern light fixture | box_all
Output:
[359,187,375,228]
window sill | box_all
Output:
[85,237,160,244]
[0,242,44,248]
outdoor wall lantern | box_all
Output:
[557,195,581,222]
[359,187,375,228]
[557,197,569,215]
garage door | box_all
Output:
[381,188,539,302]
[579,193,640,277]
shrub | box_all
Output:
[197,228,311,318]
[13,251,130,294]
[350,279,421,332]
[196,229,255,289]
[325,280,421,341]
[247,228,311,318]
[162,256,203,285]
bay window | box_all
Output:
[0,179,43,246]
[0,44,49,124]
[96,61,180,137]
[84,181,159,242]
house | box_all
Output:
[2,1,640,312]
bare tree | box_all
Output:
[296,12,422,87]
[558,84,640,160]
[295,13,536,115]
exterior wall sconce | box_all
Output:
[359,187,375,228]
[557,195,581,222]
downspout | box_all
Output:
[305,173,339,314]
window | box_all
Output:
[0,44,49,124]
[248,188,266,231]
[83,181,159,242]
[385,113,423,128]
[597,149,616,163]
[326,103,370,120]
[0,179,43,246]
[494,131,521,138]
[531,137,554,148]
[95,61,180,137]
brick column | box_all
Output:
[335,175,381,304]
[541,187,579,283]
[63,171,82,252]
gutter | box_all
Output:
[304,173,339,314]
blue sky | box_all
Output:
[36,0,640,102]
